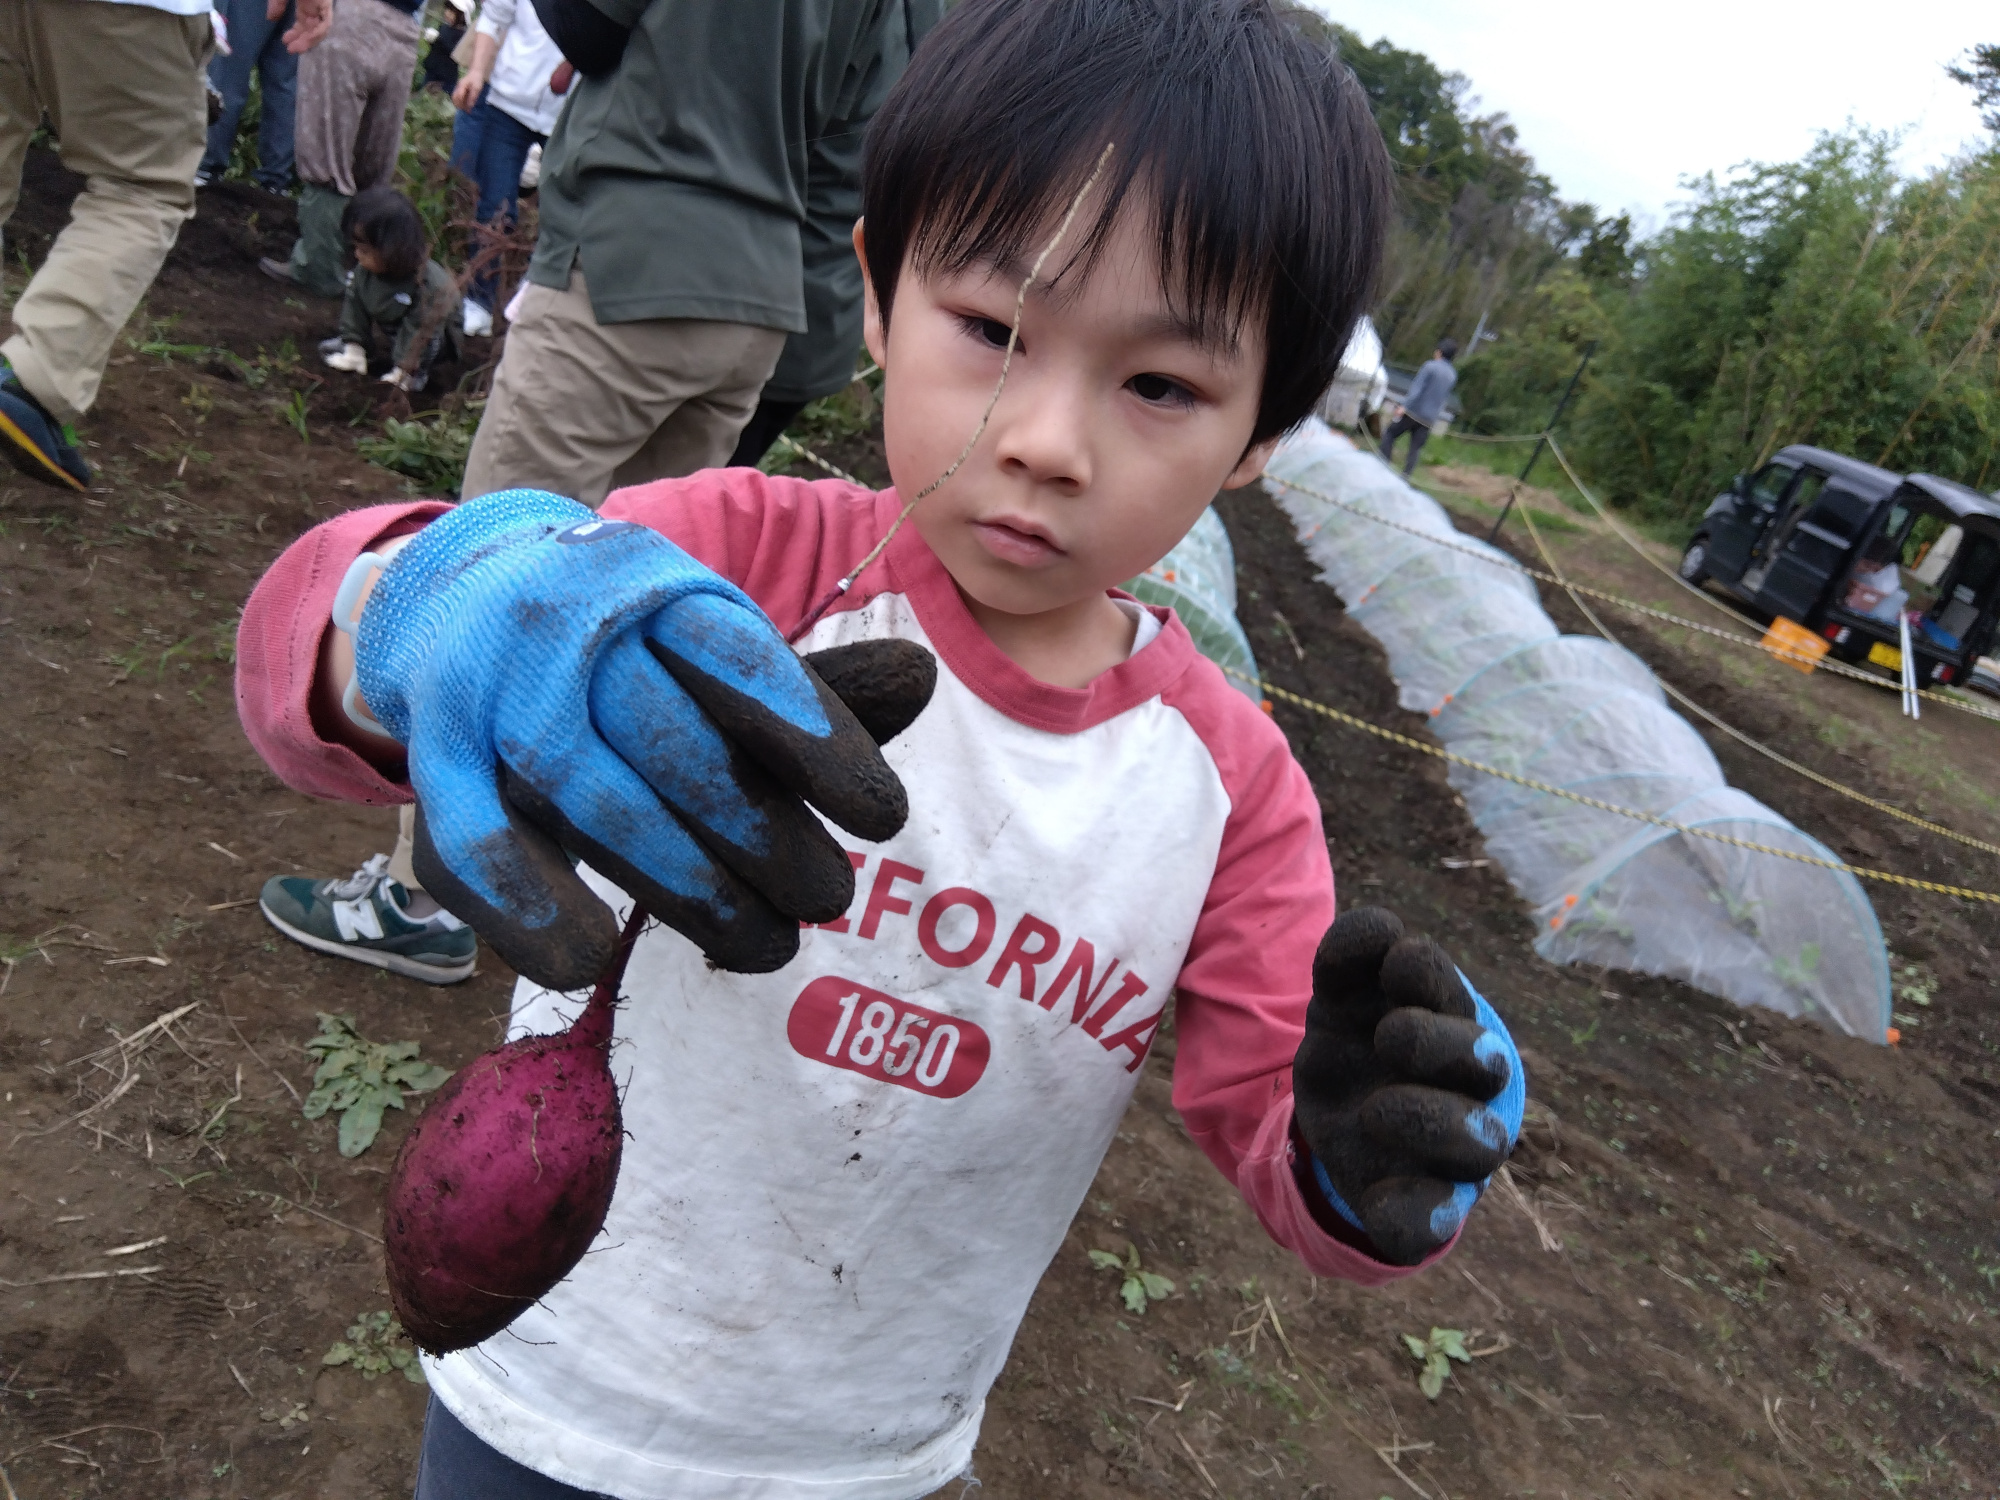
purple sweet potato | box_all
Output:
[384,925,634,1353]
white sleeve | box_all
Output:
[475,0,517,41]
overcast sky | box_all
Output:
[1314,3,1995,231]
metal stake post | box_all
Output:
[1488,341,1597,543]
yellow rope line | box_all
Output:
[1512,495,2000,861]
[768,431,2000,902]
[1264,468,2000,725]
[1234,666,2000,906]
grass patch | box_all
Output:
[1423,432,1688,546]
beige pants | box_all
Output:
[0,1,212,423]
[461,269,785,507]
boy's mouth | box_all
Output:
[971,515,1065,567]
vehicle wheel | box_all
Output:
[1678,536,1710,585]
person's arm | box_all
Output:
[237,502,450,805]
[451,25,504,111]
[528,0,648,78]
[1402,362,1439,420]
[1158,681,1518,1279]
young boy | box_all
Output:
[237,3,1525,1495]
[320,187,461,393]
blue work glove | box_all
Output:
[1292,907,1526,1266]
[354,489,932,991]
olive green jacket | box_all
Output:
[339,260,461,373]
[528,0,933,360]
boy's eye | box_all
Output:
[958,314,1017,351]
[1128,372,1195,408]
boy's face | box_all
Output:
[860,199,1276,625]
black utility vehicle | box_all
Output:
[1680,444,2000,687]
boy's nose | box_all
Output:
[991,369,1092,494]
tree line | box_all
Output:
[1312,15,2000,527]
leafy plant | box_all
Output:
[359,400,483,494]
[1088,1241,1175,1315]
[1402,1326,1470,1399]
[302,1012,449,1157]
[281,388,311,442]
[1896,962,1936,1009]
[322,1310,426,1385]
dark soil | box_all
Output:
[2,155,1996,1499]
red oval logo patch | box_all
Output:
[786,977,990,1099]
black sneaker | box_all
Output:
[0,368,88,491]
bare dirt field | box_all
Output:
[3,160,1997,1499]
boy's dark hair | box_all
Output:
[861,0,1393,447]
[341,186,427,284]
[1436,336,1458,362]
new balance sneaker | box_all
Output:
[260,854,477,984]
[0,368,88,490]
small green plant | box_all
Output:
[322,1310,426,1385]
[279,388,312,442]
[1088,1241,1176,1314]
[302,1012,450,1157]
[1402,1326,1470,1399]
[1897,962,1937,1009]
[359,401,483,494]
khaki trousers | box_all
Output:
[461,270,785,507]
[0,1,212,423]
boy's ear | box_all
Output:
[855,220,888,369]
[1222,434,1283,491]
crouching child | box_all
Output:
[321,186,461,393]
[236,2,1527,1495]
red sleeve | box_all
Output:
[234,500,447,805]
[600,468,895,632]
[1163,661,1447,1284]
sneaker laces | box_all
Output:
[323,852,394,900]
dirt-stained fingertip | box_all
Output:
[1312,905,1404,995]
[1380,935,1476,1019]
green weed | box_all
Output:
[281,389,311,442]
[301,1013,449,1157]
[1402,1326,1470,1399]
[322,1310,426,1384]
[358,400,483,494]
[1087,1241,1175,1315]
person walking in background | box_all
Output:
[260,0,423,300]
[0,0,325,491]
[198,0,302,192]
[458,0,943,507]
[448,0,567,337]
[1379,335,1457,476]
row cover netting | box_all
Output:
[1125,505,1264,705]
[1264,420,1891,1042]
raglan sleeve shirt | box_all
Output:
[234,471,1433,1287]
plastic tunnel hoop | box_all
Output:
[1124,506,1264,704]
[1264,418,1893,1043]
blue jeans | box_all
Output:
[449,87,546,312]
[414,1398,612,1499]
[201,0,299,190]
